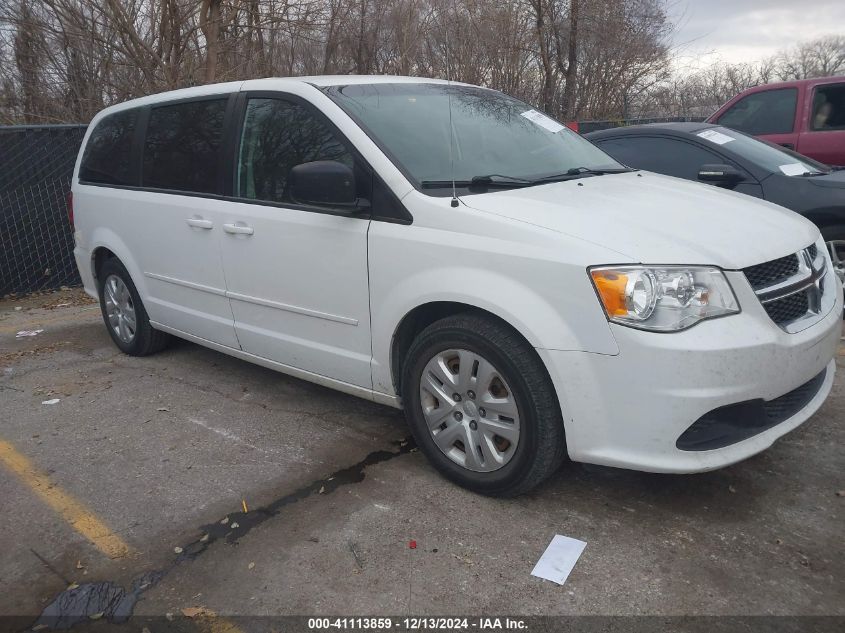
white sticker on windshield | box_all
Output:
[697,129,735,145]
[521,109,565,133]
[779,163,808,176]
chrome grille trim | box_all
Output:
[744,245,833,333]
[755,253,827,304]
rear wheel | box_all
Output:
[97,258,170,356]
[401,313,566,496]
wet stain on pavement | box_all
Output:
[33,572,164,630]
[29,438,415,631]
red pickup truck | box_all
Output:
[706,76,845,166]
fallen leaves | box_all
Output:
[0,342,68,364]
[181,606,214,618]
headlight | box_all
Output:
[589,265,740,332]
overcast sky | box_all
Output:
[667,0,845,70]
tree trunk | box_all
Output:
[200,0,221,83]
[562,0,579,120]
[532,0,555,113]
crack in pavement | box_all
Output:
[28,438,416,631]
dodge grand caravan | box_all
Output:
[72,76,842,496]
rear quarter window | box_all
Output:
[79,109,138,185]
[811,83,845,131]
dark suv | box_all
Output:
[586,122,845,288]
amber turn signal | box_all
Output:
[590,269,629,317]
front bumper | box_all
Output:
[539,270,842,473]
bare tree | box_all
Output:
[0,0,679,124]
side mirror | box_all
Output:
[288,160,365,209]
[697,164,745,188]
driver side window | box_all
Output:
[717,88,797,135]
[595,136,728,181]
[237,97,354,204]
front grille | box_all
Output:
[743,254,799,289]
[742,244,828,332]
[764,291,809,325]
[677,368,827,451]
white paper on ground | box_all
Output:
[520,109,565,133]
[531,534,587,585]
[41,398,60,405]
[16,329,44,338]
[697,129,734,145]
[779,163,809,176]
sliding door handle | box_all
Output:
[186,217,213,229]
[223,222,254,235]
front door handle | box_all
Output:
[779,142,795,150]
[223,222,254,236]
[186,217,214,229]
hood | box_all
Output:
[460,171,818,269]
[807,168,845,189]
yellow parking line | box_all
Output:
[0,439,132,559]
[197,617,246,633]
[183,610,246,633]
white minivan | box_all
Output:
[72,76,842,495]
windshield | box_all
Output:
[325,83,624,191]
[696,126,829,176]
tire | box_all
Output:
[97,258,170,356]
[820,225,845,315]
[401,312,566,496]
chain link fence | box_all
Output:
[0,124,88,297]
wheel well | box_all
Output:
[92,247,116,281]
[390,301,535,396]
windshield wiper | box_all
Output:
[471,174,534,185]
[420,168,632,190]
[531,167,635,183]
[421,174,534,189]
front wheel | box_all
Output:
[401,313,566,496]
[822,226,845,287]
